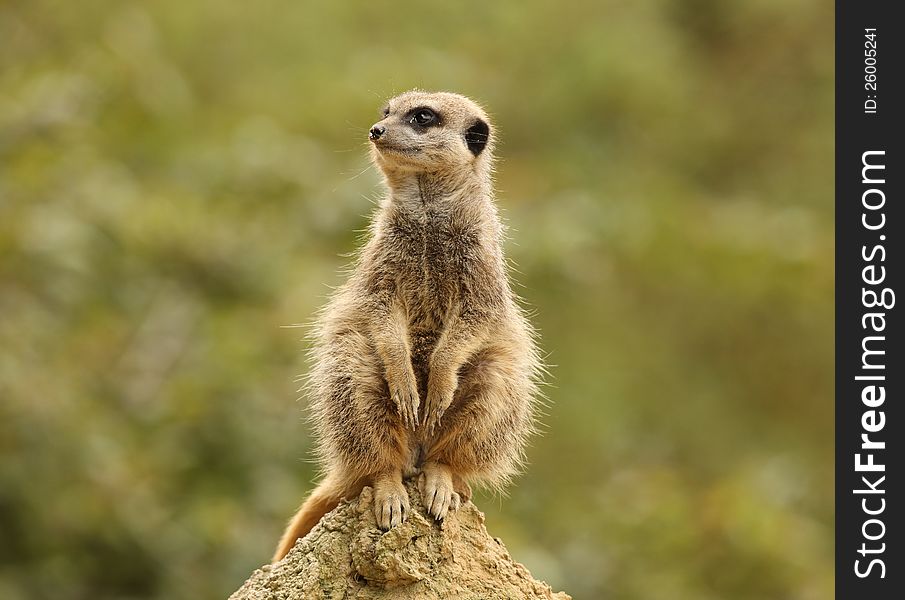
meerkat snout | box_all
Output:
[369,125,385,140]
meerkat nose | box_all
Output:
[369,125,385,141]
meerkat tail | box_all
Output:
[272,473,361,562]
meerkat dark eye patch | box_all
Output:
[381,105,390,117]
[408,107,439,127]
[464,119,490,156]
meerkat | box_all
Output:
[273,90,541,562]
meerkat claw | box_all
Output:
[394,391,410,428]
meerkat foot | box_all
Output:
[373,473,410,530]
[418,462,460,521]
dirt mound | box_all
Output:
[230,481,570,599]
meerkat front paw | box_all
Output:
[418,462,461,521]
[423,374,456,433]
[387,369,420,430]
[373,473,410,530]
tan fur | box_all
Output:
[273,91,541,562]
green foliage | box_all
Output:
[0,0,832,598]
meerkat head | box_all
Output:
[368,90,493,177]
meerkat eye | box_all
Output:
[410,108,438,127]
[382,106,390,118]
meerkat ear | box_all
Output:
[464,119,490,156]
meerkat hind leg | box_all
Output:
[418,461,461,521]
[373,471,410,530]
[452,472,472,503]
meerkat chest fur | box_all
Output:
[388,199,485,315]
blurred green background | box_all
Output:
[0,0,833,598]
